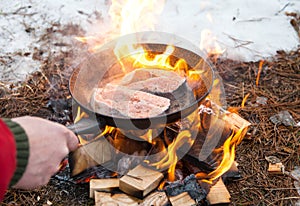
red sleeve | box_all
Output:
[0,119,17,201]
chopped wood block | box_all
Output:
[268,163,284,175]
[95,191,141,206]
[140,191,168,206]
[90,178,119,198]
[70,138,112,176]
[168,192,196,206]
[119,165,164,199]
[223,112,251,132]
[207,179,231,205]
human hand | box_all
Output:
[11,116,79,189]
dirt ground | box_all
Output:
[0,25,299,206]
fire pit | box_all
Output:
[65,32,250,205]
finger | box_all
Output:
[66,130,79,152]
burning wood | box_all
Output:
[91,84,170,118]
[206,179,231,205]
[168,192,196,206]
[90,178,119,198]
[69,97,250,205]
[119,68,186,94]
[119,165,164,199]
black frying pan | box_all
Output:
[68,32,214,133]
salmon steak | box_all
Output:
[90,84,171,118]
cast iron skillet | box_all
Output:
[67,32,214,133]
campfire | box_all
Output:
[61,1,251,205]
[62,30,251,206]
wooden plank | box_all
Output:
[69,137,112,176]
[223,112,251,132]
[140,191,168,206]
[168,192,196,206]
[206,179,231,205]
[95,191,141,206]
[119,165,164,199]
[268,163,284,175]
[90,178,119,198]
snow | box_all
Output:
[0,0,299,82]
[158,0,300,60]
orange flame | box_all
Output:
[197,122,249,184]
[76,0,165,53]
[114,44,190,75]
[151,130,194,181]
[74,107,115,145]
[74,106,88,124]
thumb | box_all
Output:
[66,130,79,152]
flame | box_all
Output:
[109,0,165,35]
[158,181,166,190]
[74,106,115,145]
[199,29,225,56]
[114,44,190,75]
[74,107,89,145]
[197,120,249,184]
[145,130,153,144]
[74,106,88,124]
[76,0,165,52]
[151,130,194,181]
[93,125,115,140]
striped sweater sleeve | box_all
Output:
[0,119,29,200]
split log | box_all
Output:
[69,137,112,176]
[206,179,231,205]
[119,165,164,199]
[168,192,196,206]
[268,163,284,175]
[223,112,251,132]
[90,178,119,198]
[95,191,141,206]
[140,191,168,206]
